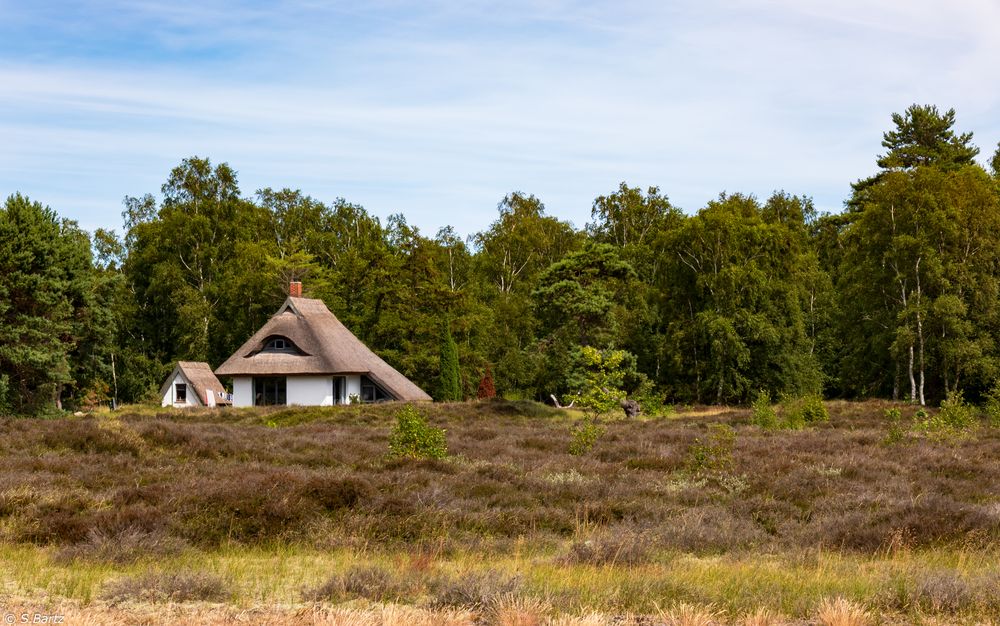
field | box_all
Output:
[1,400,999,625]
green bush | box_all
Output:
[568,421,604,456]
[0,374,9,416]
[983,381,1000,428]
[388,405,447,459]
[882,407,906,446]
[936,390,977,430]
[778,394,828,429]
[686,423,736,474]
[915,391,977,439]
[750,390,778,429]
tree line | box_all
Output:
[3,104,1000,414]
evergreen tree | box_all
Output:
[0,194,97,413]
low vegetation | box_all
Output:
[2,399,1000,623]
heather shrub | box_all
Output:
[750,390,778,429]
[686,423,735,474]
[55,527,186,565]
[912,570,974,613]
[568,421,604,456]
[388,405,447,459]
[298,474,371,511]
[172,468,314,545]
[102,571,230,604]
[305,565,415,602]
[428,569,524,609]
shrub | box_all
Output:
[477,365,497,400]
[882,407,907,446]
[55,527,186,565]
[937,390,977,429]
[305,565,414,602]
[750,390,778,429]
[0,374,9,416]
[568,421,604,456]
[917,390,977,437]
[984,381,1000,428]
[429,569,523,609]
[102,571,230,604]
[388,405,447,459]
[686,423,736,475]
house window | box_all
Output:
[360,376,392,403]
[175,383,187,403]
[254,377,286,406]
[332,376,344,404]
[261,336,302,354]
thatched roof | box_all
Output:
[215,297,431,401]
[160,361,231,405]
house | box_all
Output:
[215,282,431,406]
[160,361,232,408]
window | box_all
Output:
[254,377,286,406]
[175,383,187,403]
[360,376,392,403]
[332,377,344,404]
[261,336,302,354]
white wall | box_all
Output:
[232,376,253,407]
[161,372,202,408]
[345,374,362,403]
[287,376,335,406]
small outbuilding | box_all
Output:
[160,361,231,408]
[215,282,431,406]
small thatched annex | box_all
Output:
[216,283,431,406]
[160,361,231,408]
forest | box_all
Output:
[3,104,1000,415]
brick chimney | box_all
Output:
[289,281,302,298]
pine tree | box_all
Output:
[0,194,96,413]
[438,321,461,401]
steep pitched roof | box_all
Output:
[215,297,431,401]
[160,361,231,405]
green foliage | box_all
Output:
[882,407,907,446]
[437,321,461,402]
[750,390,778,429]
[0,194,102,414]
[915,391,977,439]
[983,381,1000,428]
[568,420,605,456]
[572,346,631,415]
[388,405,448,459]
[936,391,977,430]
[780,394,829,428]
[686,423,736,475]
[0,374,9,416]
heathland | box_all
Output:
[2,399,999,624]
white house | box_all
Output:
[160,361,231,408]
[214,282,431,407]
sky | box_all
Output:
[2,0,999,238]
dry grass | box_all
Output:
[815,597,871,626]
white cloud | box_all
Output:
[2,0,999,237]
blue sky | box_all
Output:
[2,0,999,238]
